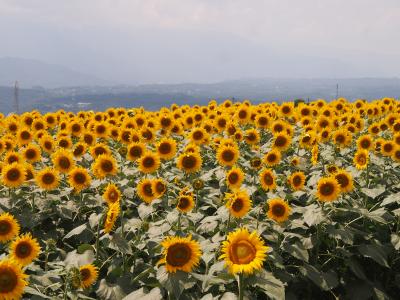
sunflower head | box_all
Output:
[0,213,20,243]
[216,145,239,167]
[225,190,252,218]
[1,163,26,188]
[35,167,60,191]
[104,201,120,233]
[52,149,75,173]
[226,167,244,189]
[259,169,276,191]
[263,149,281,167]
[0,259,28,299]
[288,171,306,191]
[334,169,354,193]
[138,152,161,174]
[177,152,202,174]
[267,198,291,223]
[157,138,177,160]
[158,235,202,273]
[177,194,195,213]
[220,228,269,274]
[137,179,156,204]
[353,150,369,170]
[92,154,118,179]
[316,177,341,202]
[68,167,92,193]
[9,233,41,266]
[153,179,167,198]
[77,264,99,289]
[102,183,121,205]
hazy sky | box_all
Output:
[1,0,399,84]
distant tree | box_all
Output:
[294,98,305,107]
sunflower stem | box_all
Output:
[96,213,105,263]
[226,214,231,234]
[238,273,244,300]
[178,212,181,233]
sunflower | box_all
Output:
[225,190,252,218]
[271,120,287,134]
[0,259,28,300]
[326,164,339,174]
[92,154,118,179]
[188,128,209,145]
[137,179,156,204]
[216,145,239,167]
[316,177,341,202]
[126,142,146,161]
[39,136,56,153]
[333,129,351,148]
[52,149,75,174]
[226,166,244,189]
[220,228,268,274]
[176,194,195,213]
[138,152,160,174]
[267,198,291,223]
[356,134,374,151]
[263,149,281,167]
[77,264,99,289]
[21,144,41,163]
[311,144,319,165]
[334,169,354,193]
[156,138,177,160]
[0,213,20,243]
[291,157,300,167]
[1,163,26,188]
[272,132,291,151]
[177,152,202,173]
[90,143,111,159]
[16,128,33,146]
[4,151,21,165]
[104,201,120,233]
[392,146,400,163]
[9,233,41,266]
[381,140,395,156]
[68,167,92,192]
[35,167,60,190]
[72,142,87,158]
[158,235,202,273]
[82,131,96,146]
[259,169,276,191]
[152,179,167,198]
[353,150,369,170]
[102,183,121,205]
[255,113,270,129]
[288,171,306,191]
[244,129,260,145]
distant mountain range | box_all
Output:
[0,57,111,88]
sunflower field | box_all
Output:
[0,98,399,300]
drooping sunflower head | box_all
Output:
[216,145,239,167]
[68,167,92,193]
[288,171,306,191]
[267,198,291,223]
[225,189,252,218]
[137,179,156,204]
[0,213,20,243]
[102,183,121,205]
[104,201,120,233]
[220,228,269,274]
[158,235,202,273]
[177,152,202,174]
[334,169,354,193]
[157,138,177,160]
[226,166,244,189]
[138,152,161,174]
[9,233,41,266]
[78,264,99,289]
[263,149,281,167]
[35,167,60,191]
[0,259,28,299]
[176,194,195,213]
[316,177,341,202]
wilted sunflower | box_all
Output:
[267,198,291,223]
[0,213,20,243]
[1,163,26,188]
[176,194,195,213]
[216,145,239,167]
[288,171,306,191]
[334,169,354,193]
[353,150,369,170]
[92,154,118,179]
[263,149,281,167]
[225,190,252,218]
[35,167,60,190]
[0,259,28,300]
[68,167,92,192]
[52,149,75,174]
[220,228,269,274]
[226,166,244,189]
[259,169,277,191]
[158,235,202,273]
[156,138,177,160]
[137,179,156,204]
[177,152,202,173]
[316,177,341,202]
[9,233,41,266]
[102,183,121,205]
[78,264,99,289]
[104,201,120,233]
[138,152,161,174]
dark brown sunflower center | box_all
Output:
[74,146,84,156]
[230,240,256,265]
[193,131,204,140]
[143,183,153,196]
[72,124,81,132]
[129,146,142,158]
[275,136,287,147]
[0,221,11,235]
[267,153,277,162]
[282,106,290,114]
[218,119,226,128]
[25,149,37,160]
[15,241,32,258]
[383,144,393,152]
[155,182,166,194]
[321,131,329,138]
[320,183,334,196]
[161,118,171,127]
[166,243,192,267]
[293,175,302,186]
[44,142,52,150]
[273,124,283,132]
[0,268,18,293]
[178,197,190,210]
[238,110,247,119]
[96,125,106,134]
[6,169,20,181]
[84,135,94,145]
[7,156,18,164]
[182,155,197,169]
[74,172,86,184]
[59,140,69,148]
[42,173,55,184]
[258,117,268,126]
[101,161,113,172]
[335,134,345,144]
[222,149,235,162]
[246,133,256,141]
[336,174,349,188]
[251,158,261,168]
[357,154,366,164]
[231,198,244,212]
[159,143,172,154]
[263,174,274,185]
[121,132,130,142]
[142,157,155,168]
[228,172,239,184]
[59,157,71,169]
[20,131,31,140]
[271,203,286,217]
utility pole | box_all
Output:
[14,81,19,114]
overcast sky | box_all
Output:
[1,0,399,84]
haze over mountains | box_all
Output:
[0,57,399,114]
